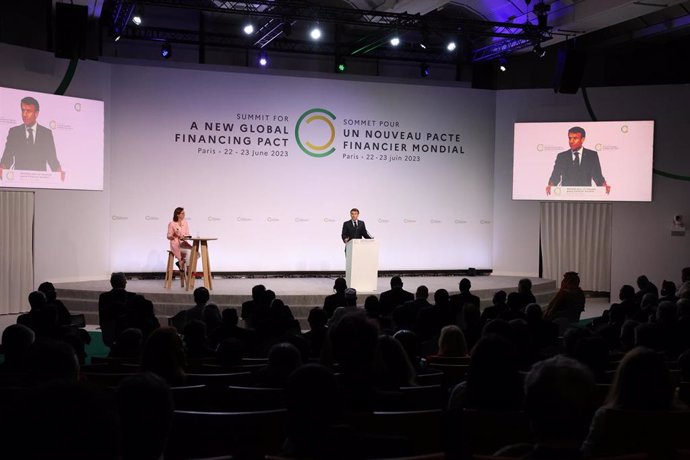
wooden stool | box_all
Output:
[165,251,185,288]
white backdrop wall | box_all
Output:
[3,41,688,289]
[494,85,690,292]
[108,64,496,272]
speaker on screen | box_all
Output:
[553,42,586,94]
[55,3,88,59]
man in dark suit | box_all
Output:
[545,126,610,195]
[379,276,414,317]
[341,208,372,243]
[0,96,65,180]
[98,272,138,347]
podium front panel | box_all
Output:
[345,239,379,292]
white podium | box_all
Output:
[345,239,379,292]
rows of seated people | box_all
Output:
[1,268,690,459]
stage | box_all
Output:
[53,275,563,328]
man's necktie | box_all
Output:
[573,151,580,166]
[354,221,357,229]
[27,127,33,145]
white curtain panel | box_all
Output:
[540,201,612,292]
[0,191,34,314]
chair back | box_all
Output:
[165,409,288,459]
[353,409,443,454]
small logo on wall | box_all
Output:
[49,120,57,130]
[267,217,280,222]
[378,218,390,224]
[5,171,14,181]
[323,218,336,223]
[112,215,128,220]
[237,217,252,222]
[295,218,309,223]
[74,103,82,112]
[145,215,159,221]
[480,220,492,224]
[403,219,416,224]
[537,144,544,152]
[430,219,441,224]
[295,108,336,158]
[621,125,629,133]
[454,219,467,224]
[208,216,221,221]
[595,143,603,151]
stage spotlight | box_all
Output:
[533,43,546,58]
[243,23,254,35]
[259,51,268,67]
[132,14,142,26]
[161,42,171,59]
[420,63,430,77]
[499,57,507,72]
[446,41,457,51]
[114,35,121,42]
[390,36,400,47]
[419,43,427,49]
[310,26,322,40]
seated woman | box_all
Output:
[167,207,192,273]
[582,346,688,458]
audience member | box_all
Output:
[634,275,659,305]
[496,355,597,459]
[182,319,215,359]
[449,278,481,325]
[1,382,120,460]
[17,290,58,338]
[659,280,678,304]
[24,338,79,385]
[241,284,269,329]
[108,327,144,359]
[117,372,173,460]
[379,276,414,317]
[254,342,302,388]
[573,335,609,383]
[525,303,559,355]
[99,272,137,347]
[544,271,585,322]
[462,302,482,351]
[448,334,523,411]
[480,290,507,324]
[118,294,160,341]
[393,329,424,371]
[0,323,35,374]
[582,347,686,457]
[501,292,527,322]
[37,281,71,326]
[324,277,347,318]
[141,327,186,386]
[377,334,417,389]
[302,307,328,358]
[393,285,430,331]
[208,307,256,352]
[516,278,537,310]
[432,325,468,358]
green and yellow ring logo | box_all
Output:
[295,108,336,157]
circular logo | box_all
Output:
[554,187,562,196]
[621,125,629,133]
[49,120,57,130]
[536,144,544,152]
[6,171,14,181]
[595,143,603,151]
[295,108,336,158]
[74,103,82,112]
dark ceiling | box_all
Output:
[1,1,689,89]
